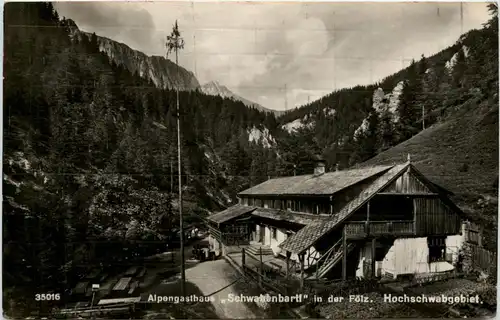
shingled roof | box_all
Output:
[279,163,410,254]
[238,165,393,196]
[252,207,329,225]
[206,205,257,225]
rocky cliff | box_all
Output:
[65,19,200,91]
[94,34,200,91]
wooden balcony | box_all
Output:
[345,220,415,239]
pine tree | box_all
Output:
[421,67,440,126]
[397,80,418,141]
[452,48,467,89]
[377,110,396,151]
[397,60,421,141]
[90,32,100,54]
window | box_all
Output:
[267,199,272,208]
[238,225,247,234]
[272,227,277,240]
[428,237,446,262]
[274,200,280,209]
[304,202,312,214]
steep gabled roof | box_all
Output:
[279,163,410,255]
[238,165,394,196]
[206,205,257,225]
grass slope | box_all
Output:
[361,98,498,250]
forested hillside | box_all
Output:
[275,4,498,248]
[3,3,280,315]
[277,4,498,176]
[3,2,498,316]
[362,8,499,252]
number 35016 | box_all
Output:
[35,293,60,301]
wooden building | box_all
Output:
[207,157,464,281]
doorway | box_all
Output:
[260,225,265,243]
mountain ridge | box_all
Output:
[201,80,284,115]
[2,4,497,317]
[276,18,497,169]
[67,18,283,115]
[62,18,200,91]
[85,32,201,91]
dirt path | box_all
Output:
[185,259,259,319]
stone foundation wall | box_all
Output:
[461,242,496,275]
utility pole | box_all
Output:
[166,20,186,298]
[460,2,463,35]
[170,155,173,194]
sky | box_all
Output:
[54,1,492,111]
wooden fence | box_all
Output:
[241,248,289,295]
[461,222,496,275]
[464,221,482,245]
[464,242,496,274]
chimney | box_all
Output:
[313,155,326,176]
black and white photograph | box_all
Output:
[3,1,499,319]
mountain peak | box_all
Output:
[203,80,225,90]
[200,81,284,116]
[201,81,231,98]
[62,18,78,28]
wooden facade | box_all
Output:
[208,216,252,247]
[344,167,461,239]
[381,169,433,194]
[345,221,415,239]
[238,172,384,216]
[212,162,464,281]
[241,196,332,215]
[414,197,461,236]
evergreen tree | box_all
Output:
[452,48,467,89]
[397,60,421,141]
